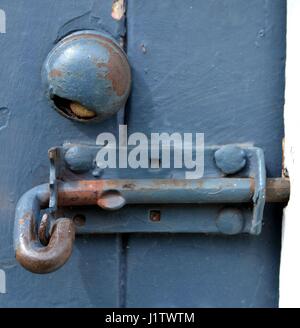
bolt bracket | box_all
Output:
[45,143,271,235]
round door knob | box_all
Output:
[42,30,131,122]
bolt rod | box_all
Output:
[56,178,290,208]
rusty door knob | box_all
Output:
[42,30,131,122]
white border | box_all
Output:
[279,0,300,308]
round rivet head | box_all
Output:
[64,146,94,172]
[42,30,131,122]
[216,208,245,235]
[214,145,247,175]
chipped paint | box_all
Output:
[141,44,147,54]
[112,0,125,20]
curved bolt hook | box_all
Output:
[14,184,75,274]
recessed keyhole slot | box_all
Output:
[150,210,161,222]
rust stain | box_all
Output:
[54,177,290,207]
[16,219,75,274]
[249,177,255,194]
[56,180,129,208]
[97,197,108,209]
[49,69,63,78]
[58,180,104,206]
[59,32,130,97]
[266,178,290,203]
[95,43,130,97]
[107,47,130,96]
[23,213,31,221]
[152,179,189,188]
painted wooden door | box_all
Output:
[0,0,286,307]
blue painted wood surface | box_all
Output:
[0,0,286,307]
[125,0,286,307]
[0,0,121,307]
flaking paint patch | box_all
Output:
[0,107,10,131]
[112,0,125,20]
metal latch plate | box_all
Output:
[46,143,275,235]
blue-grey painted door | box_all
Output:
[0,0,286,307]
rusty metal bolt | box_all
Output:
[42,30,131,122]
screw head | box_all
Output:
[73,214,86,227]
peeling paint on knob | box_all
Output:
[214,145,247,175]
[42,30,131,123]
